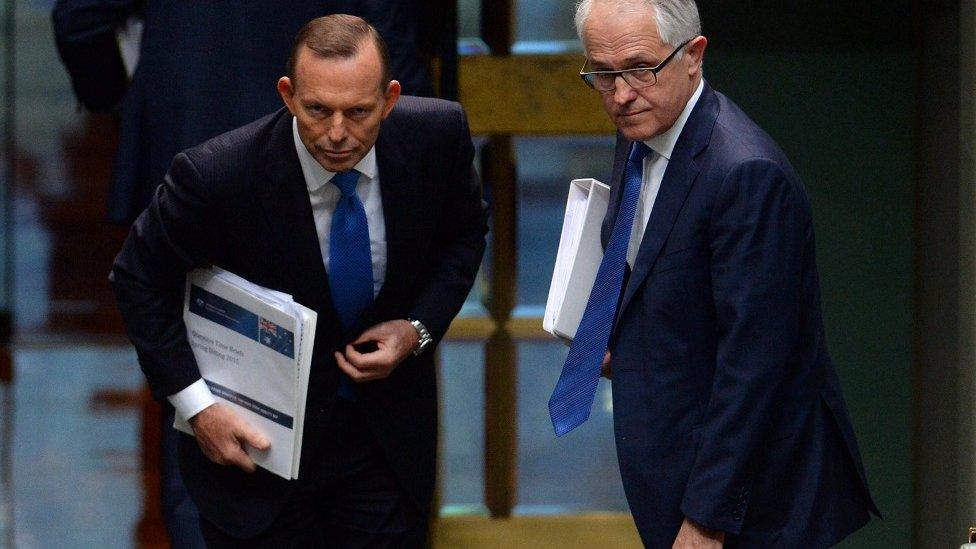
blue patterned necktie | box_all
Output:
[548,141,650,436]
[329,170,373,400]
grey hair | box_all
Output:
[574,0,701,49]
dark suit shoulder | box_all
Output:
[705,91,805,191]
[709,93,786,162]
[389,95,464,121]
[385,95,466,137]
[378,96,471,166]
[177,108,286,187]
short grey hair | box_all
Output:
[574,0,701,49]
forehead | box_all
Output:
[583,2,667,64]
[293,43,384,101]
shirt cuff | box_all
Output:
[167,378,216,421]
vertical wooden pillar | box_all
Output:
[136,389,167,548]
[0,347,9,383]
[480,0,518,520]
[482,137,518,519]
[0,0,16,387]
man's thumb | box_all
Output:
[239,426,271,451]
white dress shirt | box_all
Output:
[168,116,388,421]
[627,78,705,267]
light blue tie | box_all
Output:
[548,141,650,436]
[329,170,373,400]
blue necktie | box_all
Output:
[548,141,650,436]
[329,170,373,400]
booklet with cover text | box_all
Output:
[175,267,316,480]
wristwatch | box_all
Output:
[409,318,433,356]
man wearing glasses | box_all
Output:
[547,1,880,546]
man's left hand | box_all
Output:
[673,518,724,548]
[334,320,419,382]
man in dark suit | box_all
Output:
[547,1,880,546]
[53,3,434,546]
[110,14,487,547]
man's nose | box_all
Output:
[327,113,346,142]
[613,75,637,105]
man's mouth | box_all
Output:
[617,110,648,119]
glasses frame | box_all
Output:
[579,39,693,92]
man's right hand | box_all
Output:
[601,351,612,379]
[188,403,270,473]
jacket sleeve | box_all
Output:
[680,157,810,534]
[109,152,218,400]
[51,0,140,111]
[406,105,489,343]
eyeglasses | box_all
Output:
[580,39,692,92]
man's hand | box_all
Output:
[601,350,612,379]
[673,518,725,548]
[334,319,418,382]
[188,403,270,473]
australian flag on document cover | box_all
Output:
[259,317,294,358]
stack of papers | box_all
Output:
[176,267,316,480]
[544,178,610,342]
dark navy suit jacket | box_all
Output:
[52,0,432,225]
[109,97,487,537]
[604,83,880,547]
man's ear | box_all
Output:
[382,79,402,119]
[685,36,707,75]
[277,77,296,114]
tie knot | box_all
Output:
[330,170,360,196]
[628,141,651,164]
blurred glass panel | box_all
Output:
[514,0,581,54]
[439,341,487,514]
[515,136,616,315]
[12,1,94,332]
[458,0,481,41]
[12,345,143,547]
[515,340,627,513]
[458,139,488,316]
[457,0,488,54]
[459,0,584,55]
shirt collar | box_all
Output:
[292,116,378,192]
[644,78,705,161]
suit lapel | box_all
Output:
[256,110,340,329]
[369,128,414,314]
[616,83,720,319]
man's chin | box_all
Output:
[316,156,356,173]
[619,126,656,142]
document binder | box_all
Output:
[544,178,610,342]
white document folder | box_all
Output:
[175,267,316,480]
[544,178,610,342]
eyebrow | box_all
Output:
[589,54,659,70]
[622,54,659,66]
